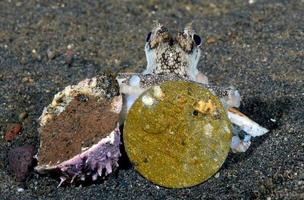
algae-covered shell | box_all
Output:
[35,75,122,186]
[123,81,232,188]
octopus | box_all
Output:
[118,23,268,152]
[35,22,269,188]
[118,23,269,188]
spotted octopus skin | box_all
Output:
[55,128,121,186]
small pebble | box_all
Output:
[32,50,42,61]
[20,56,28,65]
[21,76,34,84]
[47,48,56,60]
[17,187,24,192]
[67,44,73,49]
[5,123,22,141]
[8,145,35,182]
[214,172,220,178]
[65,49,74,65]
[18,112,28,121]
[206,36,217,44]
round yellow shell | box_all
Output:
[123,81,232,188]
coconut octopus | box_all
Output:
[35,23,269,187]
[118,23,268,152]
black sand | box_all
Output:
[0,0,303,199]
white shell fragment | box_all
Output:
[228,107,269,137]
[142,95,155,106]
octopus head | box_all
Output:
[143,23,202,81]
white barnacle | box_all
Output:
[142,95,154,106]
[153,86,164,99]
[204,123,213,136]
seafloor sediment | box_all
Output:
[0,0,303,199]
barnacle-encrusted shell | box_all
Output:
[123,81,232,188]
[35,75,122,185]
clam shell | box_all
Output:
[35,76,122,185]
[123,81,232,188]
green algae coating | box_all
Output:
[123,81,232,188]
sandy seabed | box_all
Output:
[0,0,303,199]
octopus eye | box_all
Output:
[192,34,202,46]
[146,32,152,42]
